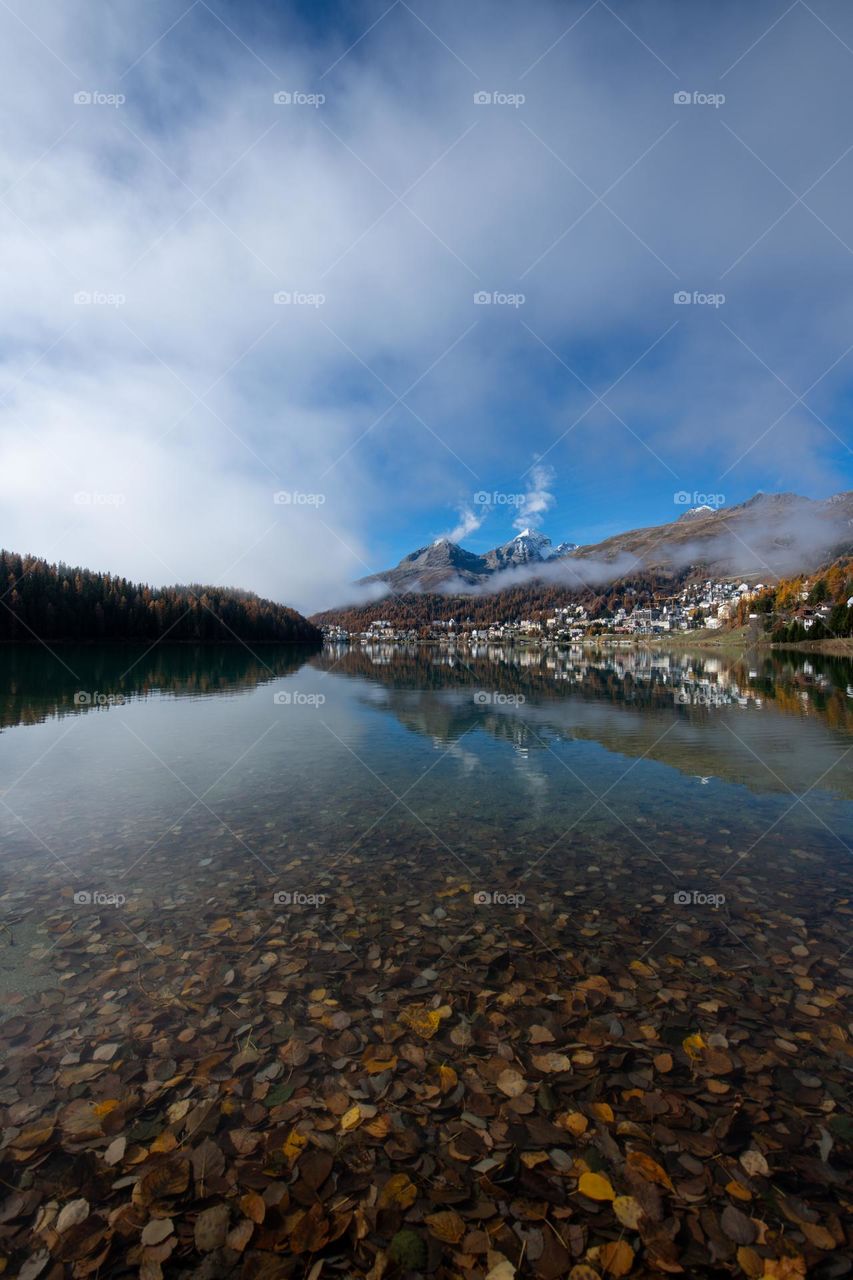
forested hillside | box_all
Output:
[0,551,321,644]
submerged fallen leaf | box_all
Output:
[400,1005,443,1040]
[340,1105,363,1132]
[424,1210,465,1243]
[613,1195,644,1230]
[497,1068,527,1097]
[378,1173,417,1210]
[626,1150,674,1191]
[578,1171,615,1201]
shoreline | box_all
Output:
[325,631,853,659]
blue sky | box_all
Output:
[1,0,852,609]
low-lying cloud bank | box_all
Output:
[331,495,853,606]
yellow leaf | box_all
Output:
[726,1180,752,1201]
[682,1032,706,1060]
[150,1131,178,1153]
[209,917,232,934]
[400,1005,443,1040]
[626,1150,673,1191]
[93,1100,120,1118]
[339,1105,362,1132]
[761,1258,806,1280]
[578,1171,615,1201]
[598,1239,634,1276]
[591,1102,614,1123]
[613,1195,643,1230]
[737,1247,764,1279]
[438,1065,457,1092]
[378,1173,417,1210]
[282,1129,307,1163]
[558,1112,588,1137]
[364,1055,397,1074]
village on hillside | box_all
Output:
[322,572,852,645]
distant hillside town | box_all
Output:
[319,561,853,646]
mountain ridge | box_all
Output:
[356,491,853,596]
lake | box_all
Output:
[1,642,851,1274]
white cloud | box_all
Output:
[0,0,850,612]
[513,462,556,531]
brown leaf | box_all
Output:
[141,1219,174,1246]
[721,1204,756,1245]
[194,1204,229,1252]
[626,1151,673,1191]
[497,1068,527,1097]
[240,1192,266,1224]
[132,1159,190,1207]
[425,1210,465,1244]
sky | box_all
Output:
[1,0,852,612]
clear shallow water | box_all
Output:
[2,644,850,1280]
[0,642,851,910]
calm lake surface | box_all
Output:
[2,642,852,1277]
[1,642,851,918]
